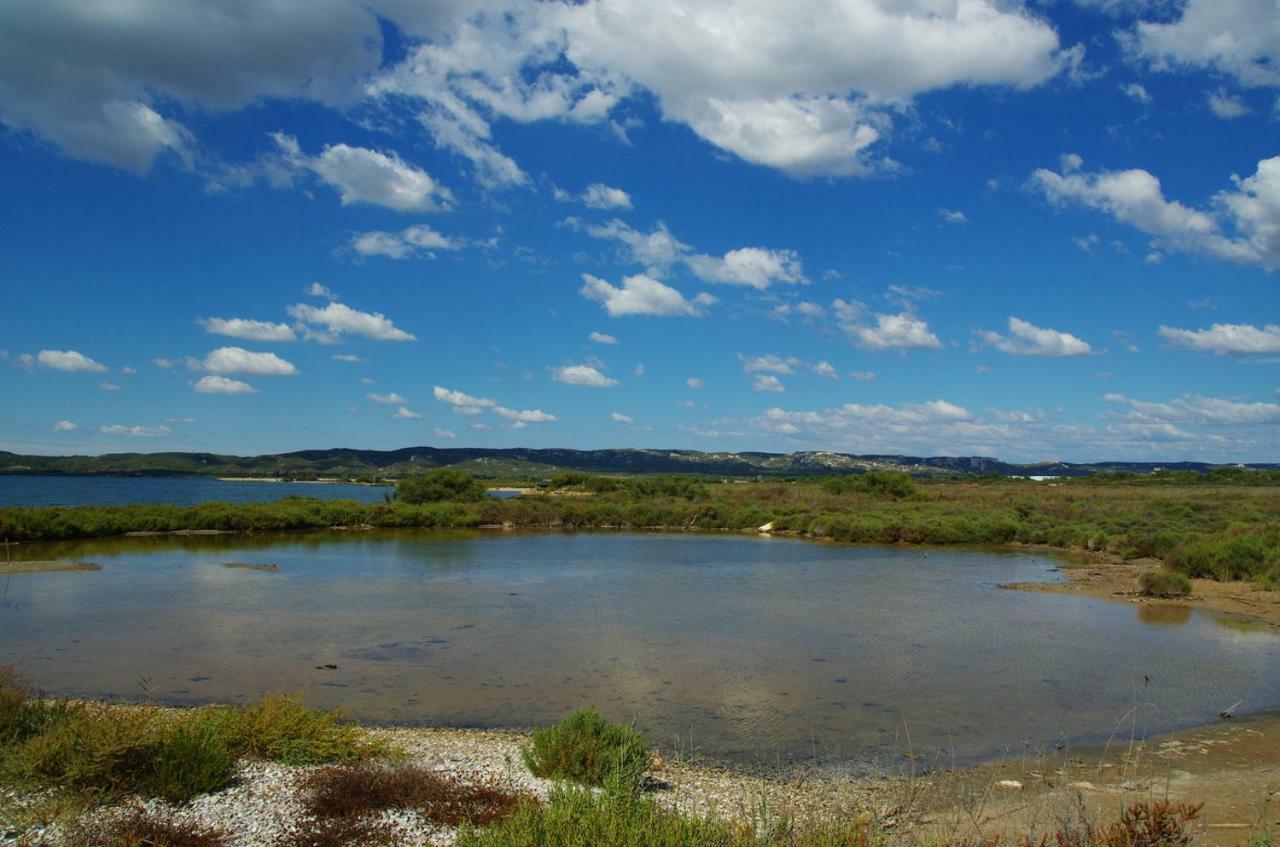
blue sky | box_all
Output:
[0,0,1276,462]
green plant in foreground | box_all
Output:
[1138,569,1193,598]
[522,708,649,788]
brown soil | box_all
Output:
[1004,557,1280,632]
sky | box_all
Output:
[0,0,1277,463]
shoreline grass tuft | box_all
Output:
[523,707,649,789]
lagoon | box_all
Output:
[3,531,1277,770]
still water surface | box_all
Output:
[3,531,1277,769]
[0,474,394,507]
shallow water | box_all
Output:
[0,474,394,507]
[3,531,1277,770]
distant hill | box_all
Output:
[0,447,1274,480]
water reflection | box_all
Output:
[1137,604,1193,626]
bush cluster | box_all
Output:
[522,708,649,789]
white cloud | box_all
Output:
[753,374,786,393]
[53,420,77,432]
[1117,394,1280,426]
[433,427,456,439]
[1207,89,1251,119]
[99,424,172,437]
[580,273,712,317]
[331,354,363,362]
[99,382,121,391]
[351,225,462,260]
[610,412,633,423]
[686,377,704,389]
[392,406,422,419]
[200,317,296,342]
[288,301,415,342]
[811,361,839,379]
[739,354,799,374]
[433,385,496,409]
[938,208,968,224]
[195,347,298,376]
[193,375,258,394]
[1127,0,1280,89]
[121,366,137,375]
[153,358,173,369]
[1121,82,1151,103]
[1029,154,1280,270]
[551,364,618,387]
[850,370,877,382]
[37,349,107,373]
[1159,322,1280,355]
[580,183,633,210]
[833,300,942,351]
[305,282,338,301]
[368,392,408,405]
[686,247,805,289]
[588,331,618,345]
[494,406,557,422]
[977,317,1093,357]
[292,136,455,212]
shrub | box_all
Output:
[235,695,370,765]
[1139,569,1193,598]
[523,708,649,788]
[397,469,488,504]
[143,715,239,802]
[64,806,230,847]
[7,703,161,795]
[821,472,918,500]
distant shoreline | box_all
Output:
[214,476,390,486]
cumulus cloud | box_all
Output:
[739,354,800,374]
[331,354,363,362]
[99,382,121,391]
[193,347,298,376]
[610,411,633,423]
[588,331,618,344]
[370,0,1064,179]
[287,301,415,342]
[686,377,704,389]
[551,364,618,387]
[200,317,296,342]
[1029,154,1280,270]
[305,282,338,301]
[433,385,496,410]
[36,349,107,373]
[580,273,713,317]
[0,1,381,173]
[1159,322,1280,355]
[1115,394,1280,426]
[1207,89,1251,119]
[53,420,77,432]
[433,427,457,439]
[938,208,968,224]
[559,183,633,209]
[1127,0,1280,89]
[350,225,462,260]
[99,424,172,437]
[977,317,1092,357]
[850,370,877,382]
[574,218,805,290]
[494,406,557,422]
[753,374,786,393]
[833,300,942,351]
[392,406,422,419]
[368,392,408,404]
[193,375,258,394]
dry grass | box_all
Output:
[276,814,400,847]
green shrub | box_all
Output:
[523,708,649,788]
[235,695,370,765]
[397,469,488,504]
[821,472,918,499]
[1139,569,1193,598]
[143,716,239,802]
